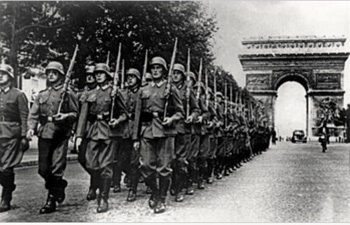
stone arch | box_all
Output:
[274,72,310,92]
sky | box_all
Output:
[208,0,350,136]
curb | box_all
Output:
[15,155,78,169]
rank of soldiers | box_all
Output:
[0,40,271,215]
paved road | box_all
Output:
[1,141,350,222]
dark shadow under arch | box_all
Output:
[274,73,310,92]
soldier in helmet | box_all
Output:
[170,64,199,202]
[76,63,127,213]
[74,65,98,201]
[133,56,184,214]
[27,61,79,214]
[213,91,225,180]
[112,68,142,202]
[0,64,29,212]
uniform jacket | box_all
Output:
[135,80,184,139]
[0,86,29,138]
[28,84,78,139]
[76,85,127,140]
[175,82,200,134]
[120,86,140,139]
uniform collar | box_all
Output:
[151,79,166,87]
[176,81,185,90]
[100,84,110,90]
[130,86,139,93]
[51,84,63,91]
[0,85,11,93]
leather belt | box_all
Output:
[0,115,20,123]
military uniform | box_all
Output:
[76,65,127,213]
[0,65,29,212]
[171,65,199,202]
[133,56,184,213]
[28,61,78,214]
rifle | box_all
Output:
[121,59,125,90]
[196,58,203,101]
[163,38,178,120]
[213,67,217,111]
[205,68,209,108]
[224,79,228,128]
[110,43,122,121]
[57,44,79,114]
[106,51,110,65]
[186,48,191,119]
[133,49,148,141]
[141,50,149,86]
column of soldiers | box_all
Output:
[0,44,273,215]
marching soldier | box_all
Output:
[76,63,127,213]
[0,64,29,212]
[171,64,199,202]
[74,65,98,200]
[27,61,79,214]
[133,56,184,214]
[213,92,225,179]
[115,68,142,202]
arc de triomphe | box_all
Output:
[239,36,349,137]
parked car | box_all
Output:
[291,130,307,143]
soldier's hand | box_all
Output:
[20,138,30,152]
[76,137,82,150]
[197,116,203,124]
[133,141,140,152]
[26,129,35,141]
[185,115,194,124]
[53,113,69,121]
[207,121,214,128]
[162,117,173,126]
[108,118,120,128]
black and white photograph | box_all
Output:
[0,0,350,222]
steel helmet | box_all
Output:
[187,71,196,82]
[173,63,185,75]
[194,81,205,94]
[150,56,168,71]
[215,92,223,98]
[126,68,141,80]
[0,64,14,78]
[145,72,152,81]
[94,63,112,78]
[85,65,95,74]
[45,61,64,75]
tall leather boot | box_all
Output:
[186,167,195,195]
[145,175,158,209]
[54,178,68,204]
[206,159,214,184]
[87,170,99,201]
[0,171,16,213]
[175,171,184,202]
[112,163,121,193]
[127,170,140,202]
[39,192,56,214]
[154,176,170,214]
[97,178,111,213]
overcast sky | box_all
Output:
[207,1,350,135]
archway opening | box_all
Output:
[275,81,307,140]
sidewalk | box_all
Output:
[15,137,78,168]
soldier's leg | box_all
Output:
[112,137,122,193]
[155,137,174,213]
[96,139,115,213]
[140,137,158,209]
[206,135,217,184]
[78,137,90,174]
[85,139,101,201]
[174,134,190,202]
[197,134,210,189]
[127,138,141,202]
[186,134,200,195]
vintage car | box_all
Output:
[291,130,307,143]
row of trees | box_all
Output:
[0,1,257,108]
